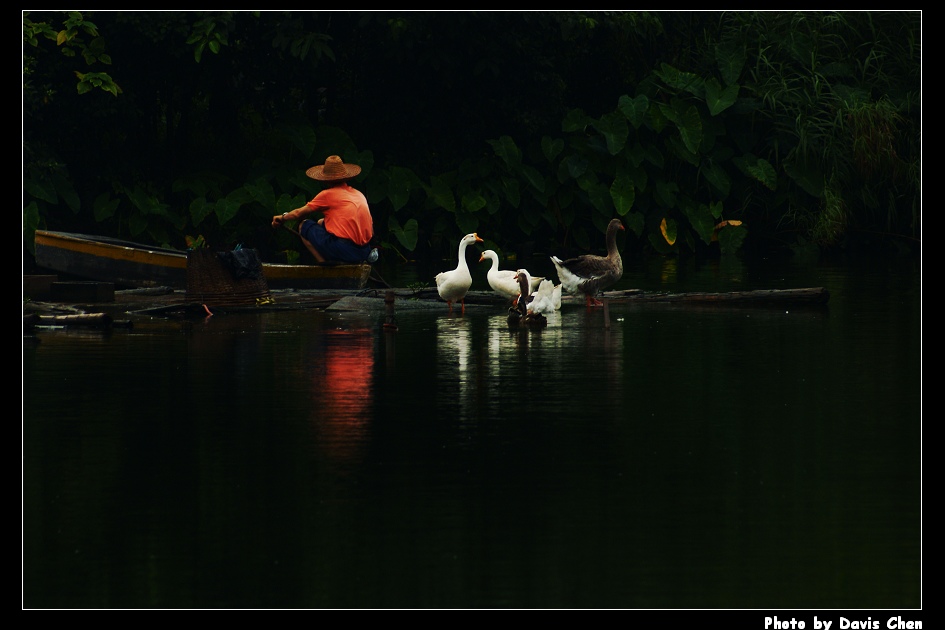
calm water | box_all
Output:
[22,253,922,609]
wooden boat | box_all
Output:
[33,230,372,290]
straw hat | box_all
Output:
[305,155,361,181]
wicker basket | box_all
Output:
[185,248,273,307]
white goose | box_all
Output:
[551,281,562,310]
[435,232,484,314]
[478,249,542,302]
[527,278,559,316]
[551,218,624,307]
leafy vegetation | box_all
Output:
[23,11,920,270]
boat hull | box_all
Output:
[33,230,371,290]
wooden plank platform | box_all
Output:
[24,285,831,330]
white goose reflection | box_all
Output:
[431,305,628,426]
[483,306,625,418]
[435,316,474,420]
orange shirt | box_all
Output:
[305,183,374,246]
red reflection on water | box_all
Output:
[307,328,374,462]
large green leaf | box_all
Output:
[24,178,57,204]
[562,108,592,132]
[189,197,213,225]
[682,202,716,245]
[23,202,40,252]
[556,186,575,216]
[520,163,546,193]
[647,102,669,133]
[617,94,649,129]
[734,155,778,191]
[670,136,699,166]
[558,202,576,231]
[479,189,501,215]
[624,211,644,237]
[715,40,746,86]
[649,227,674,253]
[274,192,307,216]
[643,143,664,168]
[675,102,703,155]
[654,62,704,97]
[92,192,120,222]
[702,161,731,197]
[610,172,635,216]
[516,213,536,236]
[52,173,81,212]
[360,168,388,207]
[572,225,590,251]
[487,135,522,169]
[527,181,551,208]
[630,164,648,192]
[499,176,521,208]
[243,179,275,208]
[628,142,646,168]
[587,183,613,218]
[560,154,589,180]
[717,224,747,255]
[575,170,598,193]
[129,213,149,237]
[226,187,253,206]
[654,179,679,208]
[748,160,777,191]
[705,77,739,116]
[388,216,418,251]
[593,111,629,155]
[387,166,417,211]
[352,149,374,177]
[427,175,456,212]
[708,200,724,220]
[682,229,697,253]
[461,191,487,213]
[455,212,478,235]
[657,102,678,125]
[541,136,564,162]
[279,121,317,157]
[126,186,168,216]
[214,197,242,226]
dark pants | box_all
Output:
[300,220,372,263]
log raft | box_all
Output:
[405,286,829,307]
[23,287,830,332]
[328,286,830,314]
[601,286,830,306]
[24,312,133,330]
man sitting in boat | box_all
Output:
[272,155,378,264]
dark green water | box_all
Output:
[22,253,922,609]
